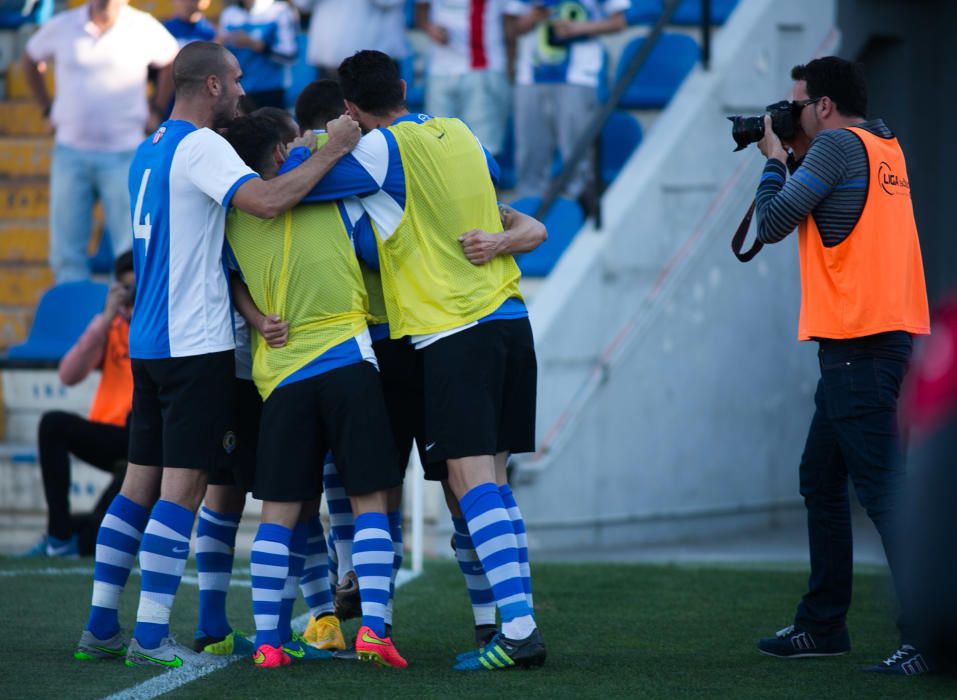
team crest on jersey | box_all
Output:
[222,430,237,454]
[152,126,166,145]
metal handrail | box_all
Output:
[534,0,713,226]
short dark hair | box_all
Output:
[337,50,404,116]
[173,41,234,97]
[791,56,867,119]
[113,250,134,279]
[223,114,283,175]
[294,79,345,131]
[250,106,299,143]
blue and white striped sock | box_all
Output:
[460,483,536,641]
[195,505,241,639]
[86,494,149,639]
[133,500,196,649]
[451,516,497,627]
[384,511,403,627]
[352,512,393,637]
[278,523,307,644]
[251,523,292,648]
[299,515,334,618]
[499,484,534,610]
[323,459,354,573]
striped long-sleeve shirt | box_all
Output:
[755,119,893,246]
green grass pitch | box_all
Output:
[0,558,953,699]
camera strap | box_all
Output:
[731,200,762,262]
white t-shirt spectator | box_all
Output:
[294,0,409,69]
[418,0,509,76]
[25,5,179,151]
[507,0,630,88]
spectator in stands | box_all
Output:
[507,0,629,201]
[218,0,299,109]
[22,252,135,559]
[416,0,511,157]
[163,0,216,47]
[294,0,409,80]
[21,0,179,283]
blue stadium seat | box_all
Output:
[87,229,114,276]
[625,0,660,25]
[400,54,425,111]
[0,0,52,29]
[672,0,738,25]
[7,281,108,362]
[286,33,314,110]
[497,120,517,190]
[601,111,642,184]
[511,197,584,277]
[615,33,699,109]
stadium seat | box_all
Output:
[87,229,114,276]
[400,54,425,111]
[625,0,660,25]
[511,196,584,277]
[672,0,738,25]
[600,111,642,184]
[6,281,108,362]
[615,33,699,109]
[286,33,314,110]
[0,0,52,29]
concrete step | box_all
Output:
[5,61,54,101]
[0,307,33,350]
[0,178,48,220]
[0,100,46,136]
[0,137,51,177]
[0,219,47,262]
[0,263,52,306]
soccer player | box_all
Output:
[285,50,547,670]
[73,40,360,668]
[223,113,408,669]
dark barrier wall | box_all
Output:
[838,0,957,302]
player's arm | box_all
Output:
[459,203,547,265]
[231,115,362,219]
[552,10,626,41]
[508,2,548,36]
[229,273,288,348]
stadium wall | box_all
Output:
[512,0,838,551]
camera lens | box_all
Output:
[728,116,765,152]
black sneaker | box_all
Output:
[864,645,932,676]
[757,624,850,658]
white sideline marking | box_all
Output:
[101,568,420,700]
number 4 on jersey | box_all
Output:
[133,169,153,255]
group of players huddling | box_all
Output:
[72,42,548,672]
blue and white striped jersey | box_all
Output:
[127,120,258,359]
[219,0,298,94]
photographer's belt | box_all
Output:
[731,200,762,262]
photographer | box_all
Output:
[22,252,135,558]
[751,57,931,675]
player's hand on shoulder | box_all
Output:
[257,314,289,348]
[289,133,316,154]
[325,115,361,154]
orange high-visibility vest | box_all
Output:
[88,316,133,427]
[797,126,930,341]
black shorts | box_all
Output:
[254,361,404,502]
[373,337,447,481]
[128,350,236,470]
[421,317,537,464]
[208,378,262,491]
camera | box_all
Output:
[728,100,802,152]
[122,283,136,306]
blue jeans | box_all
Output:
[793,331,914,643]
[49,144,134,283]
